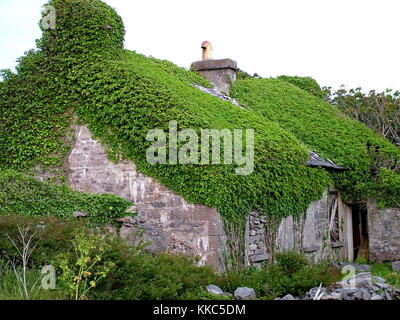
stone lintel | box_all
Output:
[250,253,269,262]
[191,59,238,72]
[303,244,321,253]
[331,241,344,248]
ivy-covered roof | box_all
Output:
[0,0,399,224]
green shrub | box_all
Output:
[0,215,80,268]
[0,264,63,300]
[0,170,133,225]
[92,244,221,300]
[378,168,400,207]
[55,231,115,300]
[385,272,400,288]
[0,216,342,300]
[275,250,308,276]
[324,86,400,147]
[38,0,125,60]
[221,264,288,299]
[370,262,400,288]
[0,215,220,300]
[220,258,340,299]
[179,288,231,300]
[284,264,340,297]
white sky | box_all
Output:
[1,0,400,91]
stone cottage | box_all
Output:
[65,42,400,270]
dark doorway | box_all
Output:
[351,204,369,260]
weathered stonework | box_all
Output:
[367,200,400,262]
[275,191,345,261]
[191,59,237,94]
[245,211,268,265]
[258,192,346,260]
[65,124,400,268]
[67,125,226,268]
[245,191,348,265]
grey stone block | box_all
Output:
[355,272,373,288]
[191,60,237,94]
[303,245,320,253]
[355,264,371,272]
[330,241,344,248]
[249,244,257,251]
[234,287,256,300]
[392,261,400,272]
[205,285,224,296]
[335,288,359,295]
[254,248,266,255]
[362,289,371,300]
[250,253,269,262]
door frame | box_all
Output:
[338,195,354,261]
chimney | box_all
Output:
[191,41,237,95]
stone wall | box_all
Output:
[191,59,237,94]
[67,125,226,268]
[66,125,356,268]
[245,191,347,265]
[275,191,345,261]
[245,211,268,266]
[368,200,400,262]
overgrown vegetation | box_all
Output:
[0,0,334,225]
[0,0,398,226]
[324,86,400,147]
[56,231,116,300]
[0,0,399,301]
[0,170,132,225]
[222,250,340,299]
[236,68,261,80]
[231,78,400,208]
[277,75,327,99]
[369,262,400,289]
[0,216,341,300]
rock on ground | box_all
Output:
[392,261,400,272]
[234,287,256,300]
[205,285,224,296]
[277,272,400,301]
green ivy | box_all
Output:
[231,78,400,208]
[277,75,326,99]
[378,168,400,208]
[0,170,132,225]
[0,50,72,175]
[68,50,331,223]
[0,0,398,227]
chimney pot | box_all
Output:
[191,42,237,95]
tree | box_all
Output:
[324,86,400,147]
